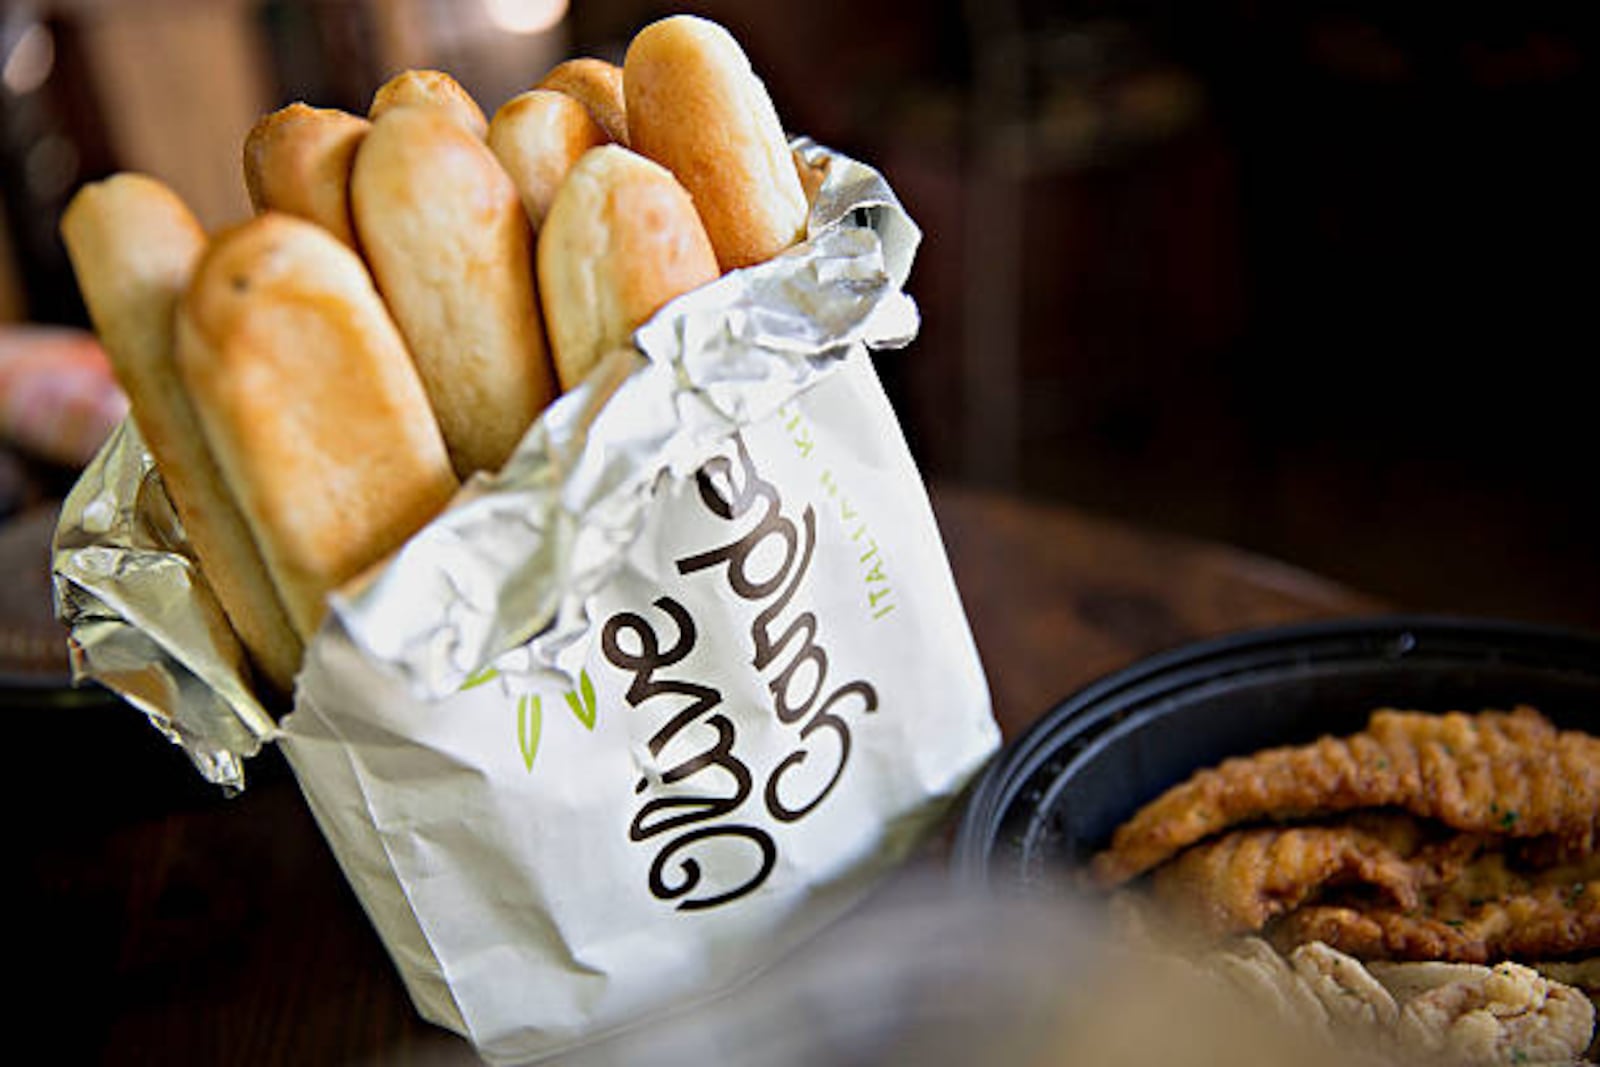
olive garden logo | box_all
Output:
[598,434,879,911]
[457,432,878,912]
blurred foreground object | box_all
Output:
[561,872,1591,1066]
[0,324,126,467]
[559,877,1370,1067]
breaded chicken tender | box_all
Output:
[1093,707,1600,887]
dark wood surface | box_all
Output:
[10,485,1382,1065]
[933,485,1385,739]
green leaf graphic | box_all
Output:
[461,666,501,691]
[564,670,597,730]
[517,695,542,772]
[580,669,597,727]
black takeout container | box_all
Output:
[953,615,1600,889]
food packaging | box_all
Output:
[52,140,1000,1064]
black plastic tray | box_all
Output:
[953,615,1600,889]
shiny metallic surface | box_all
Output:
[51,421,276,790]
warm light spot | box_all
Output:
[2,21,55,96]
[482,0,568,36]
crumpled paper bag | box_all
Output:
[54,140,999,1064]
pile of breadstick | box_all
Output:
[60,15,813,699]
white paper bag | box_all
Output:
[288,352,995,1062]
[54,140,999,1064]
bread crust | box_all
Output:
[487,89,608,231]
[176,213,457,640]
[537,145,719,389]
[243,103,369,250]
[536,58,627,145]
[624,15,806,270]
[351,106,557,476]
[61,175,305,693]
[368,69,488,139]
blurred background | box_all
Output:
[2,0,1595,676]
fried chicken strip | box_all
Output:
[1151,822,1423,936]
[1151,815,1518,938]
[1270,882,1600,964]
[1092,707,1600,887]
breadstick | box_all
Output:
[624,15,806,270]
[351,105,556,477]
[243,103,369,250]
[487,88,608,230]
[60,174,303,693]
[536,58,627,145]
[538,145,719,389]
[175,213,458,641]
[368,69,488,138]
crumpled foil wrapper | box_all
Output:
[52,138,922,793]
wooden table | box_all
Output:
[10,486,1382,1065]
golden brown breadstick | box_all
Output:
[624,15,806,270]
[538,145,719,389]
[351,105,556,476]
[175,213,458,641]
[487,88,608,230]
[368,69,488,138]
[243,103,369,249]
[537,58,627,145]
[60,174,303,693]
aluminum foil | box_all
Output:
[52,421,278,789]
[51,138,921,791]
